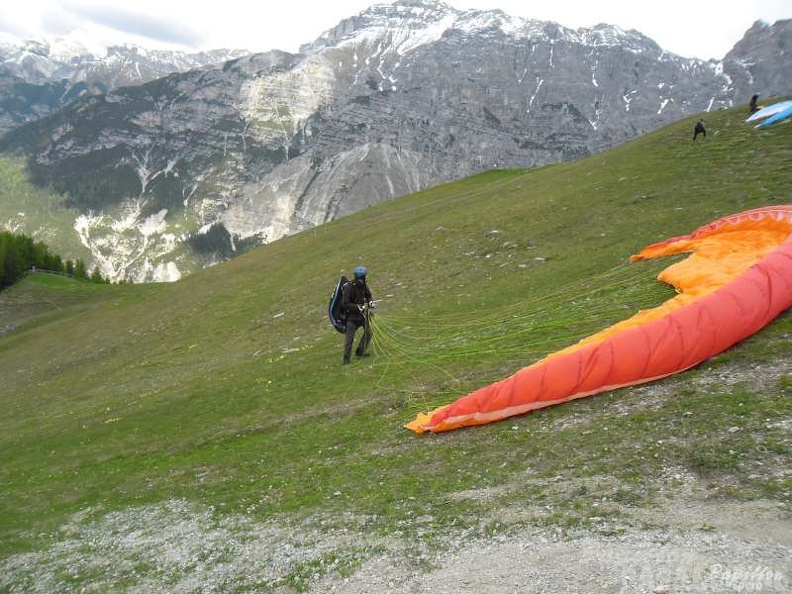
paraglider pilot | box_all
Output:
[341,266,374,364]
[749,94,759,114]
[693,119,706,141]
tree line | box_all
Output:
[1,230,110,290]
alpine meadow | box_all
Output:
[1,105,790,592]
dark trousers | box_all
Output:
[343,315,371,363]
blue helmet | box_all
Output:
[354,266,368,279]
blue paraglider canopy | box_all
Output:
[746,99,792,125]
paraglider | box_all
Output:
[746,100,792,124]
[406,205,792,434]
[755,104,792,129]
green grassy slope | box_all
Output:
[1,106,790,572]
[0,157,90,261]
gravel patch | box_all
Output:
[1,493,789,593]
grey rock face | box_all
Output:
[1,0,789,281]
[721,19,792,102]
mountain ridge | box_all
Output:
[1,0,790,282]
[0,31,250,134]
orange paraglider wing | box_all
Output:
[405,205,792,434]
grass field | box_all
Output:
[1,104,790,592]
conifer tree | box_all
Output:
[74,259,87,279]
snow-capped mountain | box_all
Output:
[1,0,789,282]
[0,31,250,134]
[303,1,656,55]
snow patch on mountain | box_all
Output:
[0,33,251,94]
[312,0,665,63]
[46,30,107,61]
[385,13,457,56]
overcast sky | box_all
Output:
[0,0,789,61]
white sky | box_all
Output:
[0,0,789,61]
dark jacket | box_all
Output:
[341,279,372,320]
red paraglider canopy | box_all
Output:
[406,205,792,434]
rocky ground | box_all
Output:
[323,496,790,593]
[3,490,788,593]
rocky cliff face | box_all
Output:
[721,19,792,101]
[1,0,788,282]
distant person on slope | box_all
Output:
[341,266,374,364]
[693,119,706,141]
[749,94,759,114]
